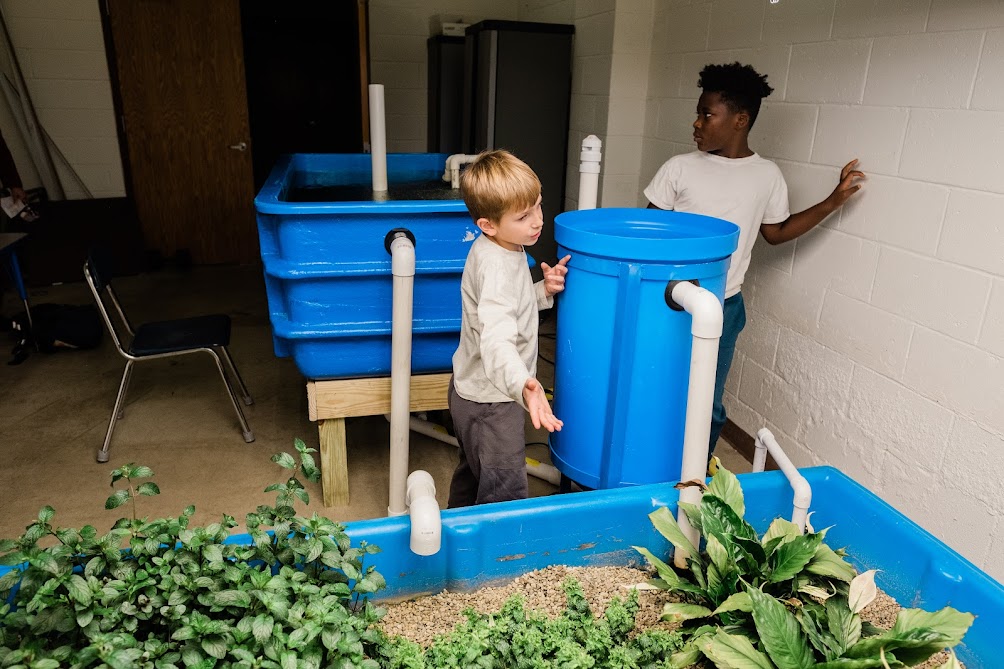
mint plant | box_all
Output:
[635,465,974,668]
[0,438,387,668]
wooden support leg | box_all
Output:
[318,418,349,507]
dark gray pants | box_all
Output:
[447,377,528,507]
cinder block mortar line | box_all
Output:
[966,30,988,109]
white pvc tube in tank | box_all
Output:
[669,281,724,568]
[754,428,812,533]
[406,470,441,555]
[577,135,602,210]
[369,84,388,192]
[388,232,415,516]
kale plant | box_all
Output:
[0,439,387,669]
[635,465,974,668]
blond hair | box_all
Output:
[460,150,541,223]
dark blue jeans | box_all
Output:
[709,292,746,455]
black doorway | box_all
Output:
[241,1,365,191]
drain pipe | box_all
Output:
[386,229,416,516]
[666,280,723,568]
[383,413,563,486]
[754,428,812,533]
[442,154,480,189]
[369,84,388,192]
[578,135,602,210]
[406,470,441,555]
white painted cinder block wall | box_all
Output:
[642,0,1004,583]
[0,0,124,198]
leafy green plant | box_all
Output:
[379,577,684,669]
[0,438,387,669]
[634,465,974,669]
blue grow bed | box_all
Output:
[341,466,1001,667]
[255,153,474,380]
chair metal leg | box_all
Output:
[209,349,254,443]
[117,363,134,419]
[98,360,133,463]
[219,345,253,406]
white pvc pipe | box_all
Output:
[369,84,388,192]
[383,413,563,486]
[670,281,724,568]
[406,470,441,555]
[442,153,480,189]
[577,135,602,210]
[754,428,812,533]
[388,233,415,516]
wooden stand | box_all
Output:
[307,373,451,506]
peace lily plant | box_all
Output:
[635,465,973,669]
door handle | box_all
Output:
[228,141,247,151]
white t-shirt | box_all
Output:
[643,151,790,298]
[453,234,553,408]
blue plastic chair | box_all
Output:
[83,250,254,463]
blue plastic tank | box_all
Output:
[255,153,473,379]
[550,207,739,488]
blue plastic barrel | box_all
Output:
[550,208,739,488]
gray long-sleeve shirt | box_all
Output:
[452,234,553,409]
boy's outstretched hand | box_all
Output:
[541,255,571,297]
[523,377,563,432]
[826,159,865,209]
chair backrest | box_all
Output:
[84,249,132,356]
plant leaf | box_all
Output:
[702,628,775,669]
[130,465,154,479]
[648,506,700,562]
[66,574,91,605]
[826,597,861,654]
[137,482,161,497]
[769,532,824,583]
[678,501,704,531]
[762,518,801,548]
[271,452,296,470]
[707,465,745,518]
[253,615,274,644]
[105,489,131,510]
[661,602,714,622]
[892,606,974,645]
[634,546,706,596]
[701,496,758,547]
[748,586,815,669]
[201,635,227,659]
[37,505,55,523]
[814,659,890,668]
[848,570,878,614]
[805,544,857,582]
[713,591,753,615]
[936,651,963,669]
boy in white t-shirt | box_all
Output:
[644,62,864,459]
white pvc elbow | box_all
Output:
[442,154,480,189]
[406,470,441,555]
[390,234,416,277]
[755,428,812,533]
[671,281,724,339]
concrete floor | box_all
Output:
[0,263,748,540]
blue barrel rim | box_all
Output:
[555,207,739,263]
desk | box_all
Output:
[306,373,452,506]
[0,232,31,328]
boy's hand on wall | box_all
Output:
[826,159,865,210]
[541,255,571,296]
[523,377,563,432]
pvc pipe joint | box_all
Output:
[754,428,812,533]
[442,154,480,189]
[406,470,441,555]
[390,234,416,277]
[671,281,724,339]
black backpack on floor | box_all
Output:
[7,303,103,364]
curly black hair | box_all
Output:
[698,62,774,129]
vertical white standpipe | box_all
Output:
[369,84,388,193]
[578,135,602,210]
[753,428,812,533]
[388,232,415,516]
[670,281,723,568]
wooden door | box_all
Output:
[105,0,257,265]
